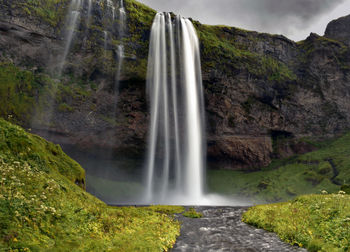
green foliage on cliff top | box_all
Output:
[122,0,156,80]
[208,132,350,202]
[243,193,350,251]
[195,24,296,82]
[0,119,180,251]
[297,35,350,70]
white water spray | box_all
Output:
[145,13,206,204]
[58,0,83,75]
[106,0,115,20]
[118,0,126,37]
[115,45,124,93]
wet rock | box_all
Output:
[0,1,350,170]
[172,207,306,252]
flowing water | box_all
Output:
[114,0,126,99]
[103,30,108,57]
[118,0,126,38]
[86,0,93,25]
[58,0,83,75]
[115,45,124,93]
[106,0,115,20]
[172,207,307,251]
[145,13,206,204]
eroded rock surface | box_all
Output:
[0,1,350,169]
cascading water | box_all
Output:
[115,45,124,93]
[104,30,108,57]
[106,0,115,20]
[58,0,83,75]
[145,13,206,204]
[114,0,126,97]
[86,0,93,25]
[118,0,126,38]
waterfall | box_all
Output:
[106,0,115,20]
[104,31,108,54]
[58,0,83,75]
[86,0,93,25]
[145,13,206,204]
[115,45,124,91]
[114,0,126,97]
[118,0,126,38]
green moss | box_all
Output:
[0,118,84,185]
[147,205,185,215]
[208,132,350,202]
[297,35,350,71]
[182,208,203,218]
[58,103,74,112]
[0,120,180,251]
[243,193,350,251]
[16,0,70,27]
[0,63,37,124]
[0,63,94,126]
[195,24,296,83]
[122,0,156,80]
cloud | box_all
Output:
[137,0,348,40]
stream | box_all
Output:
[172,207,307,252]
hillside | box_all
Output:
[243,193,350,251]
[0,118,180,251]
[0,0,349,171]
[208,131,350,202]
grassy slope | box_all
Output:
[208,133,350,203]
[0,119,180,251]
[243,194,350,251]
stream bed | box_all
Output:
[172,207,307,252]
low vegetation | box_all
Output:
[15,0,70,27]
[195,23,296,83]
[208,133,350,203]
[182,208,203,218]
[243,193,350,251]
[0,119,180,251]
[0,62,93,127]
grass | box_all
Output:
[182,208,203,219]
[0,118,85,186]
[207,133,350,203]
[0,119,180,251]
[243,193,350,251]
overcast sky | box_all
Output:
[138,0,350,41]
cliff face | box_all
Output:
[0,0,350,170]
[325,14,350,46]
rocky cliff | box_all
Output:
[0,0,350,170]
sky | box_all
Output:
[138,0,350,41]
